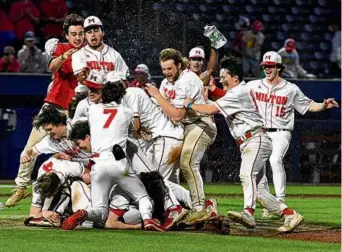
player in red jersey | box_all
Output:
[5,14,85,207]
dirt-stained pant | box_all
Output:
[180,118,216,209]
[15,104,67,188]
[15,126,47,187]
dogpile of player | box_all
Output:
[6,14,338,234]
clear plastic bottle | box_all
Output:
[203,25,227,49]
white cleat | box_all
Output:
[277,211,304,233]
[227,210,256,229]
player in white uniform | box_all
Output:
[61,79,165,232]
[72,16,129,82]
[184,55,304,233]
[25,158,90,227]
[250,51,339,207]
[146,48,217,226]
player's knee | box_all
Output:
[239,173,250,185]
[269,155,283,169]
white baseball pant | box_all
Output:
[87,153,153,224]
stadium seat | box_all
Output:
[176,3,185,12]
[309,15,319,23]
[319,42,330,51]
[216,14,224,22]
[324,33,333,41]
[199,4,207,12]
[304,24,314,32]
[262,14,272,22]
[222,5,231,12]
[192,13,200,21]
[314,51,324,60]
[281,23,291,32]
[318,0,328,6]
[245,5,256,13]
[271,42,281,50]
[300,32,311,41]
[285,15,296,23]
[268,6,278,14]
[276,31,286,40]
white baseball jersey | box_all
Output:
[33,121,91,163]
[248,78,313,130]
[122,88,184,140]
[73,97,94,122]
[215,81,264,140]
[72,44,129,75]
[159,69,210,124]
[32,157,85,208]
[88,102,133,153]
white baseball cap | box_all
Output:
[75,83,89,93]
[134,64,151,80]
[44,38,59,57]
[106,71,127,83]
[83,70,106,88]
[84,16,103,29]
[260,51,282,66]
[189,47,205,59]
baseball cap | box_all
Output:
[84,16,103,29]
[106,71,127,83]
[3,46,15,55]
[134,64,151,80]
[189,47,205,59]
[44,38,59,56]
[284,38,296,51]
[83,70,106,88]
[24,31,35,41]
[251,20,263,32]
[75,83,89,93]
[260,51,282,66]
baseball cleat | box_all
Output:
[144,219,165,232]
[5,187,30,207]
[61,209,88,230]
[181,209,210,226]
[227,210,256,228]
[205,198,219,219]
[163,205,188,230]
[277,211,304,233]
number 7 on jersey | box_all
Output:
[103,109,118,128]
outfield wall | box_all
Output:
[0,73,340,182]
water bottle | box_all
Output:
[203,25,227,49]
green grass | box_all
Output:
[0,184,341,252]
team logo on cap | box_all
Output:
[265,55,271,60]
[89,75,97,81]
[195,50,201,55]
[88,18,95,24]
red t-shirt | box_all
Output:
[44,43,78,109]
[39,0,67,38]
[0,10,14,32]
[9,1,39,40]
[0,57,20,72]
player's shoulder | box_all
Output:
[126,87,144,95]
[245,79,263,87]
[105,44,121,55]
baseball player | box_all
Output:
[6,14,85,207]
[72,16,129,82]
[145,48,217,226]
[25,157,91,228]
[19,106,92,165]
[183,55,304,233]
[61,80,165,232]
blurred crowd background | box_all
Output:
[0,0,340,184]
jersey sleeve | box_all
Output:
[31,181,44,208]
[214,88,241,116]
[33,135,59,154]
[72,50,87,75]
[115,52,129,75]
[292,84,314,115]
[73,99,89,121]
[123,89,140,117]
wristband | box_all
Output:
[187,102,193,109]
